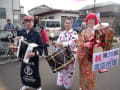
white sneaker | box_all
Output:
[20,85,29,90]
[39,55,42,58]
[37,87,42,90]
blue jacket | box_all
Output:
[18,29,43,88]
[17,28,43,55]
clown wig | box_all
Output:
[85,13,99,25]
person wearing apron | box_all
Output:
[16,16,43,90]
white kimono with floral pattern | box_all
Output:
[56,29,78,89]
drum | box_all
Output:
[46,47,75,73]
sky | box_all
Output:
[20,0,120,14]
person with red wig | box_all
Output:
[86,13,108,73]
[85,13,99,25]
[77,13,106,90]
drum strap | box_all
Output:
[46,48,66,61]
[51,55,57,70]
[53,57,75,72]
[50,51,67,71]
[50,50,71,65]
[47,47,73,65]
[50,51,64,65]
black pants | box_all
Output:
[42,44,48,56]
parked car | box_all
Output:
[39,19,61,38]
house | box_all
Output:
[79,1,120,36]
[28,5,80,30]
[0,0,21,30]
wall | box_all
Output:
[101,16,115,25]
[39,12,79,30]
[0,0,21,30]
[13,0,20,10]
[0,0,13,30]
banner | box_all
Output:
[92,48,119,71]
[74,0,87,2]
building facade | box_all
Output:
[0,0,21,30]
[28,5,80,30]
[79,1,120,36]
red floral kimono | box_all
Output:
[77,24,115,90]
[77,28,97,90]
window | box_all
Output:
[0,8,6,19]
[46,21,60,27]
[39,21,45,26]
[48,16,54,19]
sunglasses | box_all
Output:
[24,19,33,21]
[24,20,33,23]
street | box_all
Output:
[1,0,120,89]
[0,43,120,90]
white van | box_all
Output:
[39,19,61,38]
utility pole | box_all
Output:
[94,0,96,13]
[12,0,14,24]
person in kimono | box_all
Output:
[52,17,78,89]
[16,16,43,90]
[77,13,107,90]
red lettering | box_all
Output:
[95,55,101,62]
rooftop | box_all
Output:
[80,1,120,10]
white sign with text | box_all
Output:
[92,48,119,71]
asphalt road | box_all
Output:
[0,42,120,90]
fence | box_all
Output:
[0,30,18,64]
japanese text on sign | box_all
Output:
[92,48,119,71]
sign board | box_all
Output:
[92,48,119,71]
[14,15,19,20]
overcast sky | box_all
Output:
[20,0,120,14]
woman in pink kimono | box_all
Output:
[52,17,78,89]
